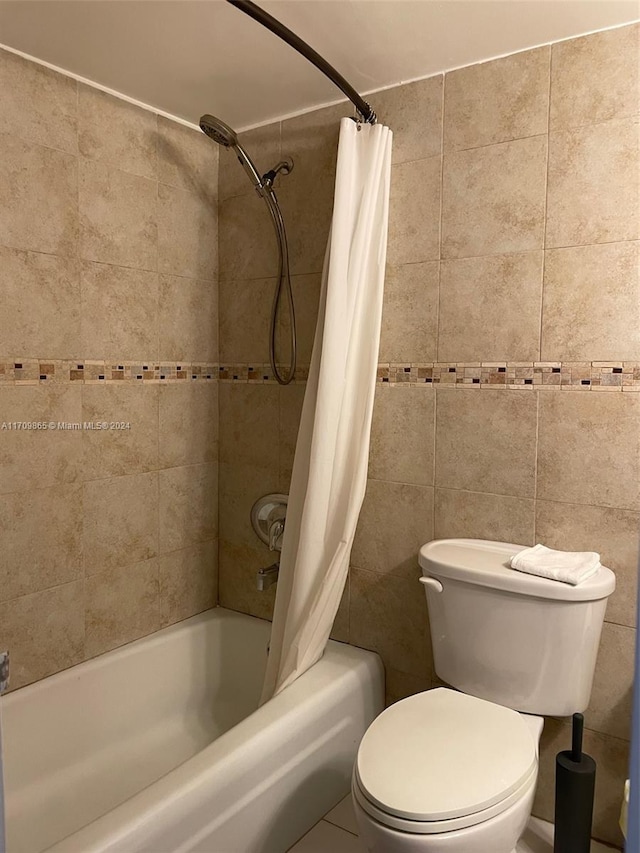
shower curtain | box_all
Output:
[261,117,392,702]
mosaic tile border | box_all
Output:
[0,360,308,386]
[1,359,639,390]
[0,360,219,385]
[376,362,640,391]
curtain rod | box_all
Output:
[226,0,377,124]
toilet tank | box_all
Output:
[419,539,616,716]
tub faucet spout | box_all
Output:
[257,563,279,591]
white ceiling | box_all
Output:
[0,0,637,130]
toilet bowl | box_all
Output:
[352,688,543,853]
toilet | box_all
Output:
[352,538,616,853]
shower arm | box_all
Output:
[226,0,377,125]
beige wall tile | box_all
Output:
[85,558,161,658]
[219,191,280,280]
[534,719,629,848]
[0,48,77,154]
[550,23,640,130]
[585,621,635,740]
[159,383,218,469]
[442,135,547,258]
[542,242,640,361]
[369,76,443,164]
[385,668,432,706]
[280,102,343,190]
[276,104,344,277]
[279,383,306,491]
[584,728,629,847]
[0,133,78,256]
[218,539,277,621]
[352,480,434,580]
[350,567,432,680]
[330,577,350,644]
[158,463,218,553]
[435,388,538,498]
[387,157,441,266]
[80,262,159,361]
[219,277,274,364]
[0,385,82,495]
[83,471,158,574]
[444,47,550,151]
[379,262,439,363]
[158,183,217,280]
[279,181,333,277]
[78,84,157,179]
[438,252,543,362]
[278,273,321,366]
[159,540,218,626]
[546,117,640,247]
[82,384,159,480]
[368,384,435,486]
[0,483,82,602]
[537,392,640,511]
[218,122,280,201]
[158,274,218,362]
[219,462,280,548]
[535,500,639,629]
[219,383,279,471]
[79,159,157,269]
[0,247,80,359]
[0,580,84,690]
[157,116,218,198]
[435,488,535,545]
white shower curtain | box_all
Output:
[261,117,392,702]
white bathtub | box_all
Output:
[2,608,383,853]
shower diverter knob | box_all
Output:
[251,493,288,551]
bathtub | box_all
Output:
[2,608,383,853]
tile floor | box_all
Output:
[288,795,618,853]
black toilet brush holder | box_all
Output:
[553,713,596,853]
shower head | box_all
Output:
[199,114,238,148]
[199,112,265,190]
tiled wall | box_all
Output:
[217,24,639,848]
[0,49,220,690]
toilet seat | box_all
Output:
[354,688,537,834]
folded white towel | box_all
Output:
[510,544,601,586]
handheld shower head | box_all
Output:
[199,114,238,148]
[199,112,264,190]
[198,110,297,385]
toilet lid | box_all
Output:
[355,688,537,822]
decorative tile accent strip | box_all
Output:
[375,362,640,391]
[1,360,639,390]
[0,360,219,386]
[218,363,309,384]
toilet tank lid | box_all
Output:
[419,539,616,602]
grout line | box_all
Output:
[367,478,640,518]
[445,130,549,156]
[539,46,553,360]
[549,109,640,136]
[320,818,358,838]
[533,388,541,505]
[435,73,445,362]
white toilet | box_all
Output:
[352,538,616,853]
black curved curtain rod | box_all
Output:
[226,0,377,124]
